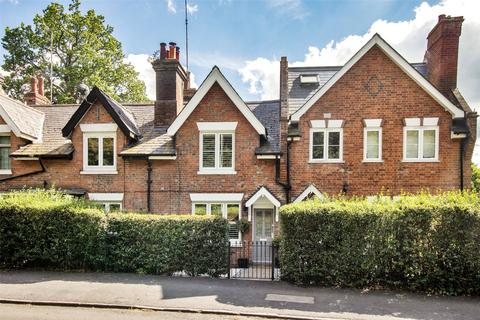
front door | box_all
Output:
[253,209,273,263]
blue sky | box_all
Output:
[1,0,479,163]
[0,0,438,100]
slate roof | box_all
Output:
[10,102,175,158]
[287,62,428,116]
[62,87,141,139]
[247,100,281,154]
[11,105,77,158]
[118,104,175,156]
[0,93,44,141]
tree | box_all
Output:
[1,0,148,103]
[472,163,480,192]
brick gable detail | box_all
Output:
[290,46,470,198]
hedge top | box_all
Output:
[281,191,480,214]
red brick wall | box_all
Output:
[289,45,469,199]
[0,102,128,194]
[138,82,284,239]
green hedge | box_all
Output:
[0,190,228,276]
[280,192,480,295]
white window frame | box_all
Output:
[191,202,242,243]
[81,132,117,174]
[363,127,383,162]
[101,202,122,213]
[0,132,12,175]
[403,125,439,162]
[198,131,236,175]
[309,128,343,163]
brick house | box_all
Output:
[0,15,476,245]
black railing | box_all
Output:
[228,241,280,280]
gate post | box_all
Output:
[227,243,231,279]
[271,243,275,280]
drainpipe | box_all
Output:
[459,136,467,191]
[0,158,46,182]
[146,158,152,212]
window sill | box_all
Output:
[362,159,384,163]
[309,160,344,164]
[81,169,118,175]
[401,159,439,163]
[229,240,243,247]
[0,169,12,175]
[197,169,237,175]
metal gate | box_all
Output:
[227,241,280,280]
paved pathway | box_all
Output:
[0,303,275,320]
[0,271,479,320]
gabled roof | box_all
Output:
[0,93,44,141]
[62,86,141,139]
[290,34,465,121]
[245,186,281,207]
[167,66,266,136]
[293,184,323,203]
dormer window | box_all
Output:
[197,122,237,175]
[300,74,318,85]
[80,123,118,174]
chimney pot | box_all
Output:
[168,42,176,59]
[160,42,167,60]
[37,75,45,96]
[30,76,38,94]
[176,46,180,61]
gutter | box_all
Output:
[0,158,46,182]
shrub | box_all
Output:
[0,189,229,276]
[106,213,228,276]
[280,192,480,295]
[472,163,480,192]
[0,189,105,269]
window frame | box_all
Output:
[100,202,122,213]
[198,131,236,174]
[402,125,439,162]
[363,127,383,162]
[191,202,241,243]
[309,128,343,163]
[81,131,117,174]
[0,133,11,175]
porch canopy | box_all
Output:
[245,187,281,222]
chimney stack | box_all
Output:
[24,75,51,106]
[424,14,464,98]
[151,41,188,126]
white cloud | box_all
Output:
[239,57,279,100]
[265,0,308,20]
[187,3,198,15]
[238,0,480,110]
[167,0,176,14]
[125,54,197,101]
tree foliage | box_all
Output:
[472,163,480,192]
[1,0,148,103]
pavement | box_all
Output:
[0,271,479,320]
[0,303,276,320]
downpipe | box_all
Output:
[275,140,291,203]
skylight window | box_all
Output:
[300,74,318,84]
